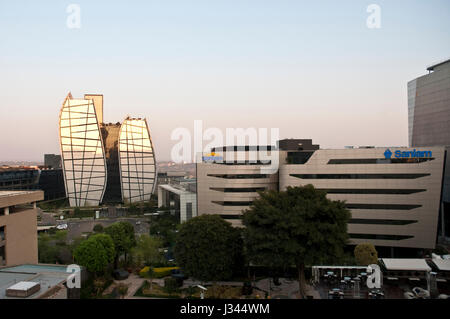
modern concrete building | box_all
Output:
[158,179,197,223]
[59,93,157,206]
[119,118,156,203]
[0,190,43,266]
[44,154,61,169]
[197,140,447,250]
[408,58,450,147]
[408,59,450,241]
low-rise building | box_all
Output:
[0,190,43,266]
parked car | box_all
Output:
[171,268,187,280]
[113,269,129,280]
[56,223,68,230]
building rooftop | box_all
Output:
[0,264,70,299]
[426,58,450,71]
[380,258,431,272]
[0,190,44,208]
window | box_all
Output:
[186,203,192,221]
[219,214,242,220]
[349,233,413,241]
[208,174,269,179]
[327,158,434,164]
[290,173,430,179]
[345,203,421,210]
[0,226,5,241]
[348,219,418,225]
[210,187,266,193]
[0,246,5,266]
[318,188,426,195]
[212,201,253,206]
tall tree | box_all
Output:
[354,243,378,266]
[131,234,164,290]
[73,233,115,276]
[105,221,136,267]
[174,215,243,282]
[242,185,350,298]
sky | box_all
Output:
[0,0,449,162]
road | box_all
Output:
[58,217,149,241]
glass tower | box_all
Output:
[59,93,108,206]
[118,118,156,203]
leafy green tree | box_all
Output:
[105,221,136,267]
[174,215,243,282]
[354,243,378,266]
[149,212,178,247]
[131,234,164,290]
[131,234,163,267]
[242,185,350,298]
[73,233,115,276]
[93,224,104,233]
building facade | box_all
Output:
[119,118,156,203]
[197,140,447,249]
[408,59,450,147]
[59,93,108,207]
[59,93,157,206]
[0,191,43,266]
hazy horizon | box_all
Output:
[1,1,450,162]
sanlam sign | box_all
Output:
[384,149,432,159]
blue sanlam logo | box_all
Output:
[384,149,392,159]
[384,148,432,159]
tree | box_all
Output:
[104,221,136,267]
[131,234,164,291]
[242,185,350,298]
[354,243,378,266]
[174,215,243,282]
[149,212,178,247]
[73,233,115,276]
[93,224,104,233]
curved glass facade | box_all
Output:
[118,118,156,203]
[59,93,107,207]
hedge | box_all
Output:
[139,266,180,278]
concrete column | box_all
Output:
[33,202,37,209]
[4,207,9,215]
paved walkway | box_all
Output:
[103,274,147,298]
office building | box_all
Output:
[59,93,108,207]
[44,154,61,169]
[158,178,197,223]
[408,59,450,241]
[0,166,40,191]
[197,139,447,250]
[408,58,450,147]
[0,190,43,266]
[59,93,157,206]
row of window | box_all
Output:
[319,188,426,195]
[210,187,266,193]
[290,173,430,179]
[208,174,270,179]
[215,216,418,226]
[327,158,435,165]
[349,233,414,241]
[212,200,421,210]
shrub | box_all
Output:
[164,277,181,294]
[93,224,104,233]
[153,267,179,278]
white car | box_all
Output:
[56,223,68,230]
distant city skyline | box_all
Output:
[1,1,450,162]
